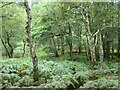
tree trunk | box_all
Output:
[7,36,13,58]
[78,46,81,54]
[81,7,96,65]
[98,33,104,64]
[78,30,82,54]
[61,36,65,54]
[85,42,91,62]
[0,37,11,58]
[105,42,110,59]
[68,25,73,60]
[24,0,39,82]
[22,40,26,57]
[52,37,59,57]
[57,37,60,50]
[112,45,114,59]
[117,3,120,58]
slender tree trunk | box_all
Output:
[57,37,60,50]
[22,40,26,57]
[0,37,11,58]
[7,36,13,58]
[118,2,120,58]
[98,33,104,64]
[78,46,81,54]
[105,42,110,59]
[81,7,96,65]
[78,29,82,54]
[52,37,59,57]
[24,0,39,82]
[112,45,114,59]
[85,42,91,62]
[68,25,73,60]
[61,36,65,54]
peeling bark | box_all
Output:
[81,6,96,65]
[24,0,39,82]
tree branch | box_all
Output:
[93,26,110,37]
[0,2,13,8]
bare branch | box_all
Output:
[93,29,100,37]
[93,26,110,37]
[0,2,13,8]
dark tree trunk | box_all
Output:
[24,0,39,82]
[0,37,11,58]
[118,29,120,58]
[112,45,114,59]
[78,46,81,54]
[57,37,60,50]
[52,37,59,57]
[7,36,13,58]
[105,42,110,59]
[68,25,73,60]
[22,40,26,57]
[78,28,82,54]
[61,36,65,54]
[118,3,120,58]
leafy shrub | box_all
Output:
[18,75,34,86]
[39,74,79,88]
[80,77,118,88]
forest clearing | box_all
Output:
[0,0,120,89]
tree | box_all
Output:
[24,0,39,82]
[1,2,25,58]
[117,2,120,58]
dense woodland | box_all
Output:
[0,0,120,89]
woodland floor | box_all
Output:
[0,53,119,89]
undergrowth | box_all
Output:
[1,55,118,89]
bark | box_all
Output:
[68,25,73,60]
[105,42,110,59]
[52,37,59,57]
[78,46,81,54]
[24,0,39,82]
[118,3,120,58]
[7,36,13,58]
[112,45,114,59]
[22,40,26,57]
[61,36,65,54]
[0,37,11,58]
[81,6,96,65]
[85,42,91,62]
[118,29,120,58]
[57,37,60,50]
[78,29,82,54]
[98,33,104,64]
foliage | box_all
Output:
[80,77,118,88]
[1,56,118,88]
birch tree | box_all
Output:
[24,0,39,82]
